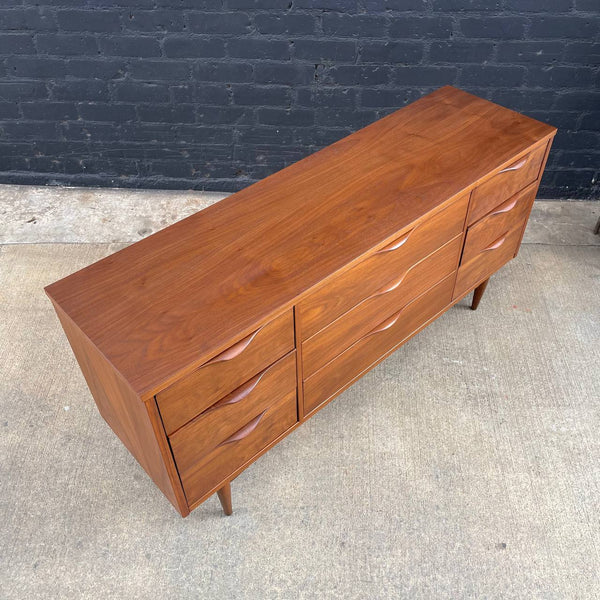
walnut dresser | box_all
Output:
[45,86,556,517]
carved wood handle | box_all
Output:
[218,411,266,446]
[499,157,527,174]
[491,196,519,215]
[377,228,413,253]
[361,309,403,342]
[205,326,263,366]
[206,368,268,412]
[482,234,507,252]
[367,273,407,300]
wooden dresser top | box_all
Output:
[45,86,555,398]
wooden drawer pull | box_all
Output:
[218,411,266,447]
[377,228,413,253]
[364,310,403,340]
[368,273,407,300]
[491,196,519,215]
[499,157,527,174]
[205,368,268,413]
[482,234,507,252]
[205,326,263,366]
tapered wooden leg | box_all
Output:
[471,278,490,310]
[217,482,233,515]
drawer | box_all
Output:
[302,234,462,378]
[304,274,454,415]
[453,225,524,301]
[175,389,297,507]
[462,183,536,265]
[157,309,294,435]
[169,351,296,464]
[468,144,545,225]
[298,192,469,339]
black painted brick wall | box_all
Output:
[0,1,598,198]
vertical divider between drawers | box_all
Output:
[293,305,305,422]
[451,190,474,300]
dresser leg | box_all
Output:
[217,483,233,516]
[471,278,490,310]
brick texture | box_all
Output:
[0,1,597,198]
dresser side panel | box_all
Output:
[514,137,555,255]
[51,301,189,516]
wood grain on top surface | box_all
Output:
[45,86,556,398]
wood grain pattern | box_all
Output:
[157,310,294,435]
[169,351,296,464]
[304,274,455,415]
[297,193,469,340]
[467,143,546,225]
[462,183,536,264]
[45,86,555,400]
[302,235,462,377]
[178,390,297,506]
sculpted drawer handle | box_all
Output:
[206,368,269,413]
[377,228,414,253]
[218,411,266,447]
[499,157,527,174]
[205,325,263,366]
[367,274,407,300]
[491,196,519,215]
[482,234,507,252]
[361,309,404,342]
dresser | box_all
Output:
[45,87,556,517]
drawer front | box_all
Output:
[453,225,524,301]
[176,390,297,506]
[169,351,296,464]
[297,192,469,340]
[468,144,545,225]
[462,183,536,265]
[304,274,454,415]
[157,309,294,435]
[302,235,462,378]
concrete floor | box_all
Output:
[1,185,599,599]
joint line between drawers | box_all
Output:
[293,305,304,422]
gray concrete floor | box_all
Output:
[1,185,599,599]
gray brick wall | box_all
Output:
[0,1,598,198]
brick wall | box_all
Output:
[0,1,598,198]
